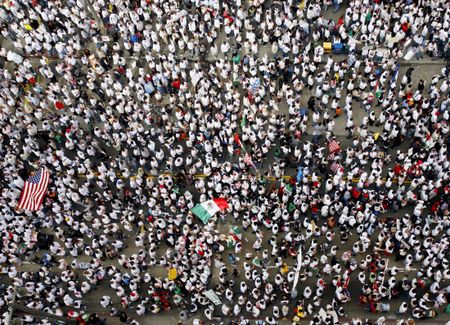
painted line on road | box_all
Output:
[58,171,412,184]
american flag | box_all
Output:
[17,168,50,211]
[328,139,341,153]
[327,152,336,161]
[331,162,344,173]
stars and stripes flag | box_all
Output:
[331,162,344,173]
[327,152,337,161]
[328,139,341,154]
[17,168,50,211]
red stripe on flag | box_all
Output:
[213,198,229,210]
[331,162,343,173]
[17,183,27,208]
[328,140,340,153]
[37,171,50,206]
[18,183,32,210]
[35,171,50,208]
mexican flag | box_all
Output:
[240,114,247,128]
[374,80,381,99]
[191,198,229,223]
[227,226,242,247]
[229,226,242,240]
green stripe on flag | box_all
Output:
[191,204,212,224]
[240,115,246,128]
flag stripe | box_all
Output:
[191,204,212,224]
[328,140,340,153]
[33,171,49,210]
[200,200,221,215]
[37,171,50,208]
[331,162,343,173]
[212,198,229,210]
[21,183,34,210]
[26,185,35,211]
[18,183,32,210]
[30,183,39,210]
[17,183,29,209]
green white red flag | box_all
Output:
[191,198,229,223]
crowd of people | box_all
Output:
[0,0,450,324]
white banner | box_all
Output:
[204,289,222,305]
